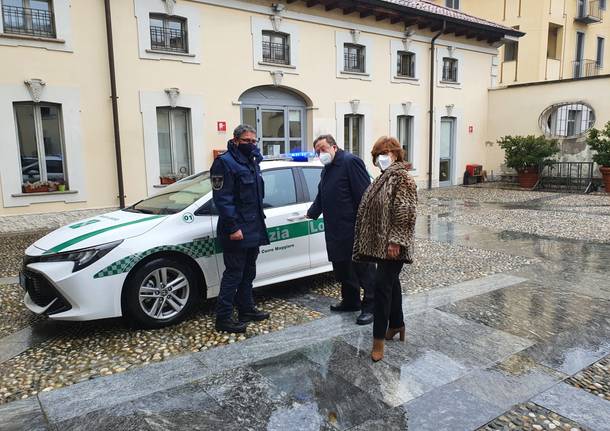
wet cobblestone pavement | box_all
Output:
[1,186,609,430]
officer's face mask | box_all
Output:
[236,137,257,157]
[376,154,394,171]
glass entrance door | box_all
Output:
[241,106,305,156]
[439,117,455,187]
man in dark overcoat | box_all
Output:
[306,134,375,325]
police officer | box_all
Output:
[211,124,270,333]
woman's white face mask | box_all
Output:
[376,154,394,171]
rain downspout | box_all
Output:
[104,0,126,208]
[428,20,446,190]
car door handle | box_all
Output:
[286,215,307,222]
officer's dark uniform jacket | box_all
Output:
[306,149,371,262]
[211,141,270,250]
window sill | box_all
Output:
[153,184,168,188]
[439,80,461,85]
[0,33,65,44]
[341,70,369,77]
[12,190,77,197]
[258,61,296,69]
[394,76,419,82]
[145,49,195,58]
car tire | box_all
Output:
[124,257,200,329]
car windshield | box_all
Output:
[125,172,212,215]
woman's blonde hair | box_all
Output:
[371,136,405,163]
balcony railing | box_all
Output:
[1,5,55,38]
[150,25,188,53]
[573,59,602,78]
[262,41,290,65]
[344,52,365,73]
[575,0,603,23]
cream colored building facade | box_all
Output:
[432,0,610,84]
[0,0,520,216]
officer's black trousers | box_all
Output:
[331,260,375,312]
[216,247,259,320]
[372,260,404,340]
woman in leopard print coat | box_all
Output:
[353,136,417,362]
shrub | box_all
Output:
[586,121,610,167]
[497,135,560,172]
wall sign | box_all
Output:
[217,121,227,132]
[468,125,474,133]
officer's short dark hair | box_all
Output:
[313,134,338,148]
[233,124,256,138]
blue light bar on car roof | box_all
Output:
[262,152,317,162]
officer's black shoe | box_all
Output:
[215,318,247,333]
[330,302,361,312]
[238,308,270,322]
[356,311,374,325]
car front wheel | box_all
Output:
[125,257,199,328]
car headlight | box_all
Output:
[26,240,123,272]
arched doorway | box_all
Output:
[239,86,308,156]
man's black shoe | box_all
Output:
[215,318,247,333]
[330,302,361,312]
[238,308,270,322]
[356,312,374,325]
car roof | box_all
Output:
[260,160,323,169]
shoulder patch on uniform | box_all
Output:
[212,175,224,190]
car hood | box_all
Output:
[32,211,168,254]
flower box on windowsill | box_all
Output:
[160,176,177,185]
[21,181,68,194]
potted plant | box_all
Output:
[586,121,610,193]
[23,181,50,193]
[160,174,187,185]
[57,182,66,192]
[497,135,560,189]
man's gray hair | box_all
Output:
[233,124,257,138]
[313,134,338,148]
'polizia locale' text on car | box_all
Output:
[21,155,330,328]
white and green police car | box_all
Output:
[21,156,329,328]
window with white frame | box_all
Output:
[2,0,55,38]
[442,57,458,82]
[344,114,363,157]
[397,115,413,163]
[397,51,416,78]
[149,13,188,53]
[156,107,192,183]
[14,102,68,190]
[344,44,366,73]
[262,30,290,65]
[445,0,460,9]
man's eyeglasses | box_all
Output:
[238,139,257,144]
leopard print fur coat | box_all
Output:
[353,161,417,263]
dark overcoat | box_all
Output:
[306,150,371,262]
[210,141,270,250]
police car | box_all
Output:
[21,155,330,328]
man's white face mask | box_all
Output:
[319,151,333,166]
[376,154,394,171]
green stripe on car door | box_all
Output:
[44,215,165,255]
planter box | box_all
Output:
[600,166,610,193]
[22,185,50,193]
[517,168,539,189]
[160,177,177,185]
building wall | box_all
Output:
[432,0,610,84]
[486,75,610,172]
[0,0,501,216]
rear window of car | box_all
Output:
[126,172,212,215]
[301,167,322,202]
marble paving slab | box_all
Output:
[0,398,48,431]
[252,350,388,430]
[533,382,610,431]
[438,282,610,343]
[38,354,211,424]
